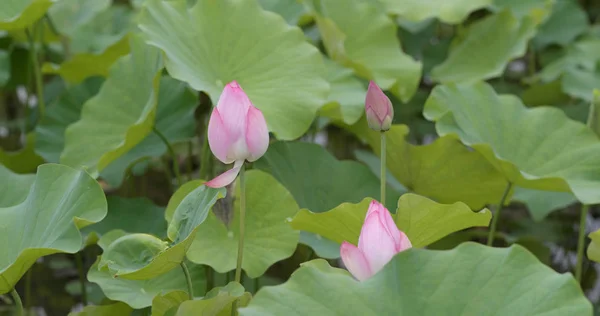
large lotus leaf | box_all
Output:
[424,82,600,204]
[100,76,198,187]
[381,0,491,24]
[69,4,133,54]
[0,165,35,207]
[152,291,188,316]
[533,0,588,48]
[60,34,162,176]
[490,0,552,18]
[240,243,591,315]
[305,0,421,102]
[513,187,577,221]
[82,196,167,244]
[258,0,309,26]
[431,10,537,83]
[174,282,251,316]
[0,133,45,174]
[187,170,299,278]
[67,302,132,316]
[47,0,112,37]
[292,194,491,248]
[138,0,328,140]
[0,163,107,294]
[42,36,130,84]
[318,58,366,125]
[35,77,104,163]
[345,118,507,209]
[98,185,225,279]
[255,141,400,212]
[0,0,54,30]
[588,229,600,263]
[89,256,206,309]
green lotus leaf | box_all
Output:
[0,165,35,207]
[60,34,162,176]
[89,256,206,309]
[0,163,107,294]
[533,0,588,48]
[67,302,132,316]
[173,282,251,316]
[513,187,577,221]
[431,10,537,83]
[381,0,491,24]
[69,4,133,54]
[82,196,167,245]
[98,185,225,279]
[255,141,400,212]
[47,0,112,37]
[42,36,130,84]
[258,0,309,26]
[165,180,204,223]
[424,81,600,204]
[138,0,328,140]
[305,0,421,102]
[100,76,198,187]
[152,291,188,316]
[345,117,507,209]
[318,58,366,125]
[0,0,54,31]
[292,194,490,248]
[187,170,299,278]
[0,133,45,174]
[35,77,104,163]
[587,229,600,263]
[240,243,591,315]
[491,0,553,18]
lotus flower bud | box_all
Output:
[340,200,412,281]
[365,81,394,131]
[205,81,269,188]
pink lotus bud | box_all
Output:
[340,200,412,281]
[365,81,393,131]
[206,81,269,188]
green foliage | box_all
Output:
[0,165,35,207]
[67,302,132,316]
[138,0,328,140]
[381,0,491,24]
[0,164,107,293]
[241,243,591,315]
[187,170,299,278]
[172,282,251,316]
[0,0,53,30]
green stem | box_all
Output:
[10,289,23,316]
[487,182,513,246]
[153,127,182,187]
[232,165,246,316]
[380,132,386,204]
[75,252,87,305]
[205,265,214,293]
[25,23,45,119]
[576,204,590,283]
[180,262,194,300]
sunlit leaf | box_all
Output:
[431,10,537,83]
[292,194,491,248]
[424,82,600,204]
[187,170,299,278]
[0,0,54,31]
[0,164,107,294]
[98,185,224,279]
[0,165,34,207]
[240,243,591,315]
[0,133,45,174]
[491,0,552,18]
[381,0,491,24]
[35,77,104,163]
[174,282,251,316]
[60,34,162,176]
[513,187,577,221]
[305,0,421,102]
[318,59,366,125]
[345,118,507,209]
[138,0,328,140]
[67,302,132,316]
[100,76,198,187]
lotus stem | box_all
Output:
[576,204,590,283]
[380,132,386,204]
[10,288,23,316]
[153,127,182,187]
[487,182,513,246]
[232,164,247,315]
[180,262,194,300]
